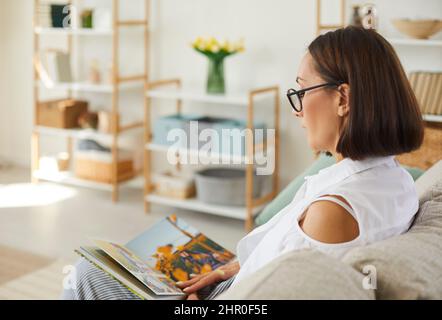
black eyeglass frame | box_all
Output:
[286,81,344,112]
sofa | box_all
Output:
[218,159,442,299]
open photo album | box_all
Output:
[75,215,236,300]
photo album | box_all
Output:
[75,215,236,300]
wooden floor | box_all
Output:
[0,244,68,300]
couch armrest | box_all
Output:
[415,160,442,199]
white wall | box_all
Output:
[1,0,441,187]
[0,0,34,168]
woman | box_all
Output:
[62,26,423,300]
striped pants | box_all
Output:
[61,258,234,300]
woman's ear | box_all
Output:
[337,83,350,117]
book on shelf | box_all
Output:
[430,73,442,115]
[420,72,432,113]
[74,214,236,300]
[34,50,73,87]
[409,71,442,115]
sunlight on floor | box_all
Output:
[0,183,77,208]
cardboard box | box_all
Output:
[37,99,88,128]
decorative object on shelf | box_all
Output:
[37,3,51,28]
[37,99,88,129]
[195,168,262,206]
[191,36,245,94]
[57,152,70,171]
[105,63,114,84]
[409,72,442,115]
[38,50,73,85]
[98,110,113,133]
[349,5,362,28]
[78,111,99,129]
[392,19,442,40]
[50,4,69,28]
[88,59,101,84]
[360,3,378,30]
[80,9,93,29]
[152,170,196,199]
[94,8,111,30]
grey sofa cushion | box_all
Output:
[342,179,442,299]
[217,250,375,300]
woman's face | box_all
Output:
[294,53,347,155]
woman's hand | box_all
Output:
[176,261,240,297]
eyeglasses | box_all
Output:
[286,81,343,112]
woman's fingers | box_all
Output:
[182,273,220,294]
[186,293,200,300]
[176,273,206,288]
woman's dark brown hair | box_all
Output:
[308,26,424,160]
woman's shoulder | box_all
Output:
[326,161,419,228]
[337,159,416,196]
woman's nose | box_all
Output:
[292,109,303,118]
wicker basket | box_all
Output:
[152,171,195,199]
[74,151,134,183]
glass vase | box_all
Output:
[206,57,225,94]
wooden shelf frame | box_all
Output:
[143,78,280,232]
[32,0,151,202]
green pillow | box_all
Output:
[255,154,425,226]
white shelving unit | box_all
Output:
[37,81,143,93]
[145,194,265,221]
[388,37,442,123]
[32,0,150,202]
[422,114,442,123]
[387,38,442,47]
[145,142,274,165]
[144,79,280,231]
[34,26,113,36]
[146,87,273,106]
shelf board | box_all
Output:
[145,142,274,164]
[33,171,113,191]
[145,194,263,220]
[37,81,142,93]
[35,126,111,139]
[35,125,142,139]
[423,114,442,123]
[33,171,139,191]
[388,38,442,47]
[35,27,113,36]
[146,88,272,106]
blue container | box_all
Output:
[214,119,267,156]
[184,116,233,151]
[152,114,202,147]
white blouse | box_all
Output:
[231,155,419,288]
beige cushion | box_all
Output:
[415,160,442,198]
[217,250,375,300]
[342,178,442,299]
